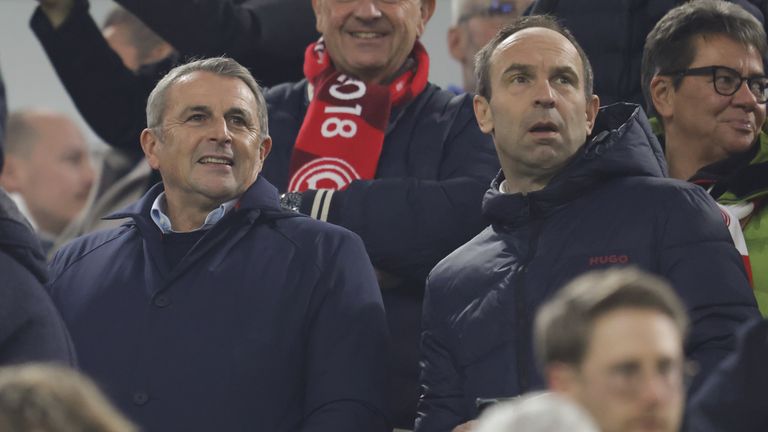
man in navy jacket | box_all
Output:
[47,57,390,432]
[416,15,760,432]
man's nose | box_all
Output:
[82,159,96,188]
[210,117,233,144]
[732,79,760,110]
[533,79,556,109]
[637,371,678,405]
[354,0,383,19]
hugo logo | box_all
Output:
[588,254,630,266]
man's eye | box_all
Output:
[510,75,529,84]
[555,75,574,85]
[187,114,207,122]
[715,75,738,86]
[230,116,246,126]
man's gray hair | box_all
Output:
[146,57,269,139]
[474,392,599,432]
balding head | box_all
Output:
[0,110,95,235]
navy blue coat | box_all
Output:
[0,190,75,365]
[47,177,391,432]
[415,104,760,431]
[264,80,499,427]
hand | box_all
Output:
[452,421,477,432]
[36,0,75,29]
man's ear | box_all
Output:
[473,94,495,134]
[585,94,600,135]
[140,128,162,171]
[259,136,273,163]
[311,0,323,33]
[547,362,580,396]
[417,0,436,35]
[650,75,675,120]
[0,157,24,193]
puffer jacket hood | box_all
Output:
[483,103,667,226]
[0,188,47,283]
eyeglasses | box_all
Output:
[457,1,519,23]
[663,65,768,103]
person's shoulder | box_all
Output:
[264,80,308,105]
[608,175,710,204]
[50,224,137,276]
[0,248,42,288]
[267,213,365,252]
[416,83,475,115]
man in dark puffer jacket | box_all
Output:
[416,16,759,432]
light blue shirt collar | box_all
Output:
[150,192,236,234]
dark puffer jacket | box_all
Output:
[415,103,760,432]
[0,189,75,365]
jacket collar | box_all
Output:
[105,175,286,224]
[483,103,666,226]
[689,131,768,201]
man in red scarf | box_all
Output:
[272,0,499,428]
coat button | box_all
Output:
[153,294,171,308]
[133,392,149,405]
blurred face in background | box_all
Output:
[448,0,533,91]
[1,112,95,235]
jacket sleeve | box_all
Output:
[114,0,316,86]
[414,276,470,432]
[299,97,499,284]
[657,185,761,392]
[300,230,391,432]
[30,1,162,158]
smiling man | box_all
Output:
[642,0,768,315]
[46,57,390,432]
[415,15,759,432]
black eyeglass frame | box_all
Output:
[661,65,768,103]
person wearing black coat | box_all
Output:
[415,16,760,431]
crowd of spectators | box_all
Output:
[0,0,766,431]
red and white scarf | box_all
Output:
[287,38,429,192]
